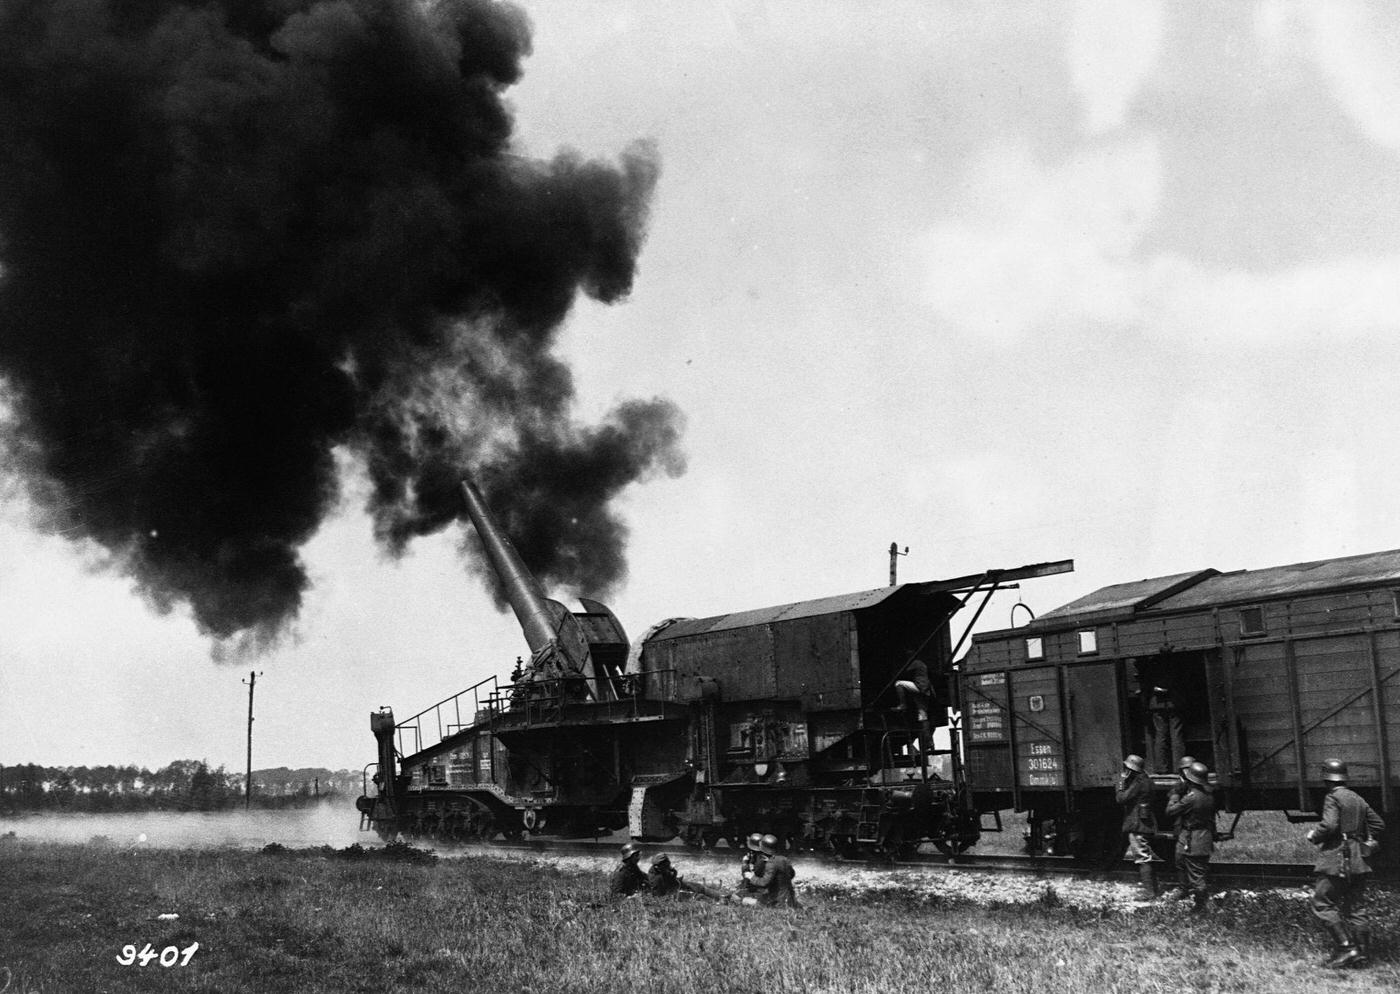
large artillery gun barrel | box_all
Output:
[460,476,560,656]
[460,476,613,699]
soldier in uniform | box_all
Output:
[1115,754,1159,901]
[645,852,728,901]
[1164,760,1214,911]
[1146,683,1185,774]
[609,841,648,898]
[1306,759,1386,969]
[1160,755,1199,900]
[893,657,936,755]
[748,833,799,908]
[739,832,767,901]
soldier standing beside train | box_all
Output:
[1163,760,1215,911]
[1116,754,1160,901]
[1306,759,1386,969]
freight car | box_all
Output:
[960,549,1400,861]
[356,478,1071,855]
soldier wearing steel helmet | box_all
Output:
[739,832,767,898]
[1159,754,1202,901]
[1163,760,1215,911]
[645,852,728,901]
[609,841,648,898]
[748,834,799,908]
[1115,754,1160,902]
[1306,758,1386,969]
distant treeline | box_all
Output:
[0,761,361,814]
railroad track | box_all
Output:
[433,837,1334,890]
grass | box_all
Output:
[2,836,1398,994]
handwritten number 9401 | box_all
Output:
[115,942,199,967]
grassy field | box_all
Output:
[3,837,1398,994]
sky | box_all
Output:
[3,0,1400,776]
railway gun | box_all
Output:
[357,480,1400,867]
[356,477,1072,856]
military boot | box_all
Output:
[1352,926,1371,968]
[1318,924,1349,967]
[1190,889,1208,913]
[1134,863,1157,902]
[1325,944,1361,969]
[1323,925,1361,969]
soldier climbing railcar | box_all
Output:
[960,548,1400,860]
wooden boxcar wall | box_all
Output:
[961,583,1400,810]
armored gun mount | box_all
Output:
[460,477,630,702]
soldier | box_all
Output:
[893,657,936,754]
[748,833,799,908]
[646,852,728,901]
[1160,755,1199,900]
[1115,754,1159,901]
[1306,759,1386,969]
[739,832,767,897]
[609,841,647,898]
[1146,683,1185,774]
[1163,760,1214,911]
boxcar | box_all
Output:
[960,548,1400,858]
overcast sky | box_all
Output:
[3,0,1400,776]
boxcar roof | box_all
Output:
[1158,547,1400,610]
[1039,570,1212,620]
[1033,548,1400,629]
[649,580,956,641]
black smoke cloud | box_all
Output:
[0,0,684,648]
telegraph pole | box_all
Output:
[242,671,263,810]
[889,542,908,586]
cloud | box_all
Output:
[916,136,1400,348]
[1259,0,1400,152]
[1067,0,1165,134]
[916,139,1158,343]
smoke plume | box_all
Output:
[0,0,684,648]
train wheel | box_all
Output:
[701,829,721,850]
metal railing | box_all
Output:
[393,668,680,757]
[394,672,505,758]
[484,669,678,730]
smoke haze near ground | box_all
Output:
[0,0,684,653]
[0,802,365,850]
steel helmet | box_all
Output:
[649,852,670,867]
[1177,755,1197,772]
[1322,758,1349,783]
[620,842,641,861]
[746,832,763,851]
[759,833,779,856]
[1183,761,1210,786]
[1122,755,1145,773]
